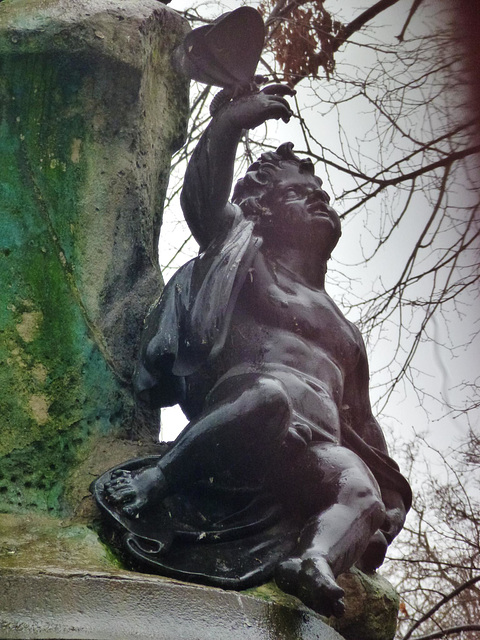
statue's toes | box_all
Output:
[105,485,136,505]
[105,476,129,490]
[331,597,345,618]
[105,481,122,495]
[111,469,131,479]
[122,498,147,518]
[311,579,345,618]
[276,556,345,618]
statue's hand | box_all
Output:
[380,489,407,542]
[381,505,406,542]
[261,84,297,98]
[224,84,295,130]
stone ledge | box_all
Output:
[0,512,400,640]
[0,568,344,640]
[0,513,342,639]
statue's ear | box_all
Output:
[175,7,265,90]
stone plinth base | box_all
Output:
[1,569,344,640]
[0,513,400,640]
[0,512,342,639]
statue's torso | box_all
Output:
[183,251,363,440]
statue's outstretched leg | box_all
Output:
[275,442,385,617]
[105,373,292,515]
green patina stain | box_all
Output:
[0,0,189,521]
[332,568,400,640]
[0,52,126,516]
[246,571,399,640]
[0,512,124,571]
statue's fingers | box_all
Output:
[275,95,293,110]
[266,96,294,122]
[262,83,296,97]
[277,104,294,123]
[265,93,290,108]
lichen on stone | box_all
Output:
[0,0,189,517]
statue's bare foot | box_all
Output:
[275,555,345,618]
[104,466,167,517]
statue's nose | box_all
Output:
[308,189,330,205]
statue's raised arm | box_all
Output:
[180,87,294,250]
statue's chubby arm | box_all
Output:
[180,87,294,250]
[342,343,388,453]
[342,326,407,541]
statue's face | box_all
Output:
[261,163,341,255]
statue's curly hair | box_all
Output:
[232,142,316,220]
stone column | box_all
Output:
[0,0,189,515]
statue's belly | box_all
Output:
[183,323,344,443]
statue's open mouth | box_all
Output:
[307,204,333,217]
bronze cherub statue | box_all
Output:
[92,8,411,618]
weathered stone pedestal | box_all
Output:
[0,511,400,640]
[1,568,344,640]
[0,0,189,516]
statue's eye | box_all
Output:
[285,188,298,199]
[256,170,269,184]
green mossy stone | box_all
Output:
[0,0,189,516]
[333,568,399,640]
[245,567,399,640]
[246,569,400,640]
[0,512,122,572]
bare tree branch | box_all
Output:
[397,0,428,42]
[402,573,480,640]
[412,626,480,640]
[336,0,404,49]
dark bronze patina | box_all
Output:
[92,8,411,618]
